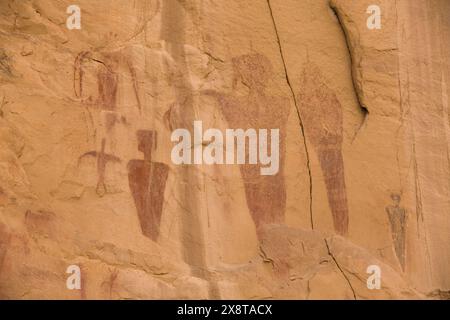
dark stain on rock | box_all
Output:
[0,186,6,205]
[126,59,142,111]
[74,51,90,98]
[0,49,12,76]
[25,209,56,237]
[105,112,118,132]
[97,61,119,111]
[0,224,11,274]
[101,268,119,299]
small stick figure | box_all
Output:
[386,194,407,271]
[79,139,121,197]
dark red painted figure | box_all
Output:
[128,130,169,241]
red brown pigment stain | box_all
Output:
[128,130,169,241]
[0,186,7,206]
[126,59,142,111]
[73,51,119,111]
[97,61,119,111]
[101,268,119,299]
[297,63,349,236]
[73,51,90,98]
[105,113,118,131]
[25,209,56,236]
[79,264,87,300]
[0,224,11,274]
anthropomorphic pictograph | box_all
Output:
[205,53,290,236]
[297,63,349,236]
[127,130,169,241]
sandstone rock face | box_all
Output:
[0,0,449,299]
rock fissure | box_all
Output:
[266,0,314,230]
[329,3,369,133]
[325,238,357,300]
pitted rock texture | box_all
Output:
[0,0,449,299]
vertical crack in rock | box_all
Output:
[325,238,357,299]
[266,0,314,230]
[329,3,369,139]
[297,63,349,236]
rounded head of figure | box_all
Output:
[137,130,156,157]
[391,193,401,205]
[232,53,272,91]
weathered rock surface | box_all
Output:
[0,0,448,299]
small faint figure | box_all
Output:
[385,193,407,271]
[0,49,12,76]
[101,268,119,299]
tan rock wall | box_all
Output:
[0,0,448,299]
